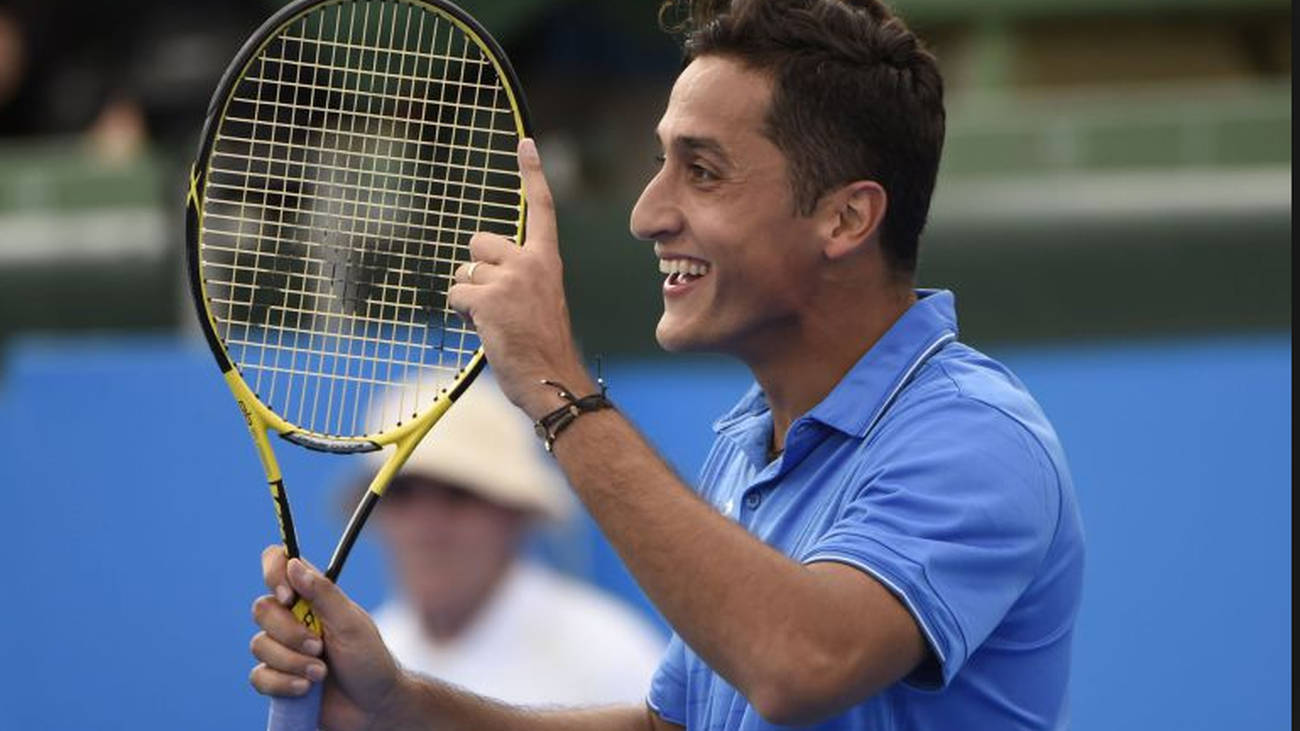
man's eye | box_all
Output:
[688,164,718,183]
[654,154,667,165]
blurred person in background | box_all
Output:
[355,376,664,706]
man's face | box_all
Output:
[630,55,824,358]
[376,477,526,628]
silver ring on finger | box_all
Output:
[466,261,482,283]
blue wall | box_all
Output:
[0,333,1290,729]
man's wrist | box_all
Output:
[373,672,439,731]
[532,379,615,453]
[519,371,600,421]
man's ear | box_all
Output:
[819,180,887,261]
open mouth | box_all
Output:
[659,257,711,286]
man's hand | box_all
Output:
[448,138,596,419]
[250,547,408,731]
[251,546,667,731]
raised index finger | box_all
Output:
[518,138,557,254]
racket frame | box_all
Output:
[182,0,533,656]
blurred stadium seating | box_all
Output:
[0,0,1290,349]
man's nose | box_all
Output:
[630,169,681,243]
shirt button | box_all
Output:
[744,492,763,510]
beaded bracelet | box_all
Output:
[533,379,614,452]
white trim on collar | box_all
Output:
[860,331,957,440]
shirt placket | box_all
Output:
[735,418,824,523]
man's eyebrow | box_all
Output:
[678,136,730,161]
[658,133,732,164]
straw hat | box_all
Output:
[362,375,574,522]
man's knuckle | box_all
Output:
[469,232,497,252]
[329,622,354,644]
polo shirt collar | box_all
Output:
[713,289,959,439]
[810,289,958,437]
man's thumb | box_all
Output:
[287,558,344,623]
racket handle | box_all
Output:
[265,596,325,730]
[267,682,323,731]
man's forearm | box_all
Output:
[547,409,834,703]
[384,672,655,731]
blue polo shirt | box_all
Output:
[647,290,1084,730]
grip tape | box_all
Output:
[266,682,323,731]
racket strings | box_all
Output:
[198,0,520,439]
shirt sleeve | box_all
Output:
[646,633,689,726]
[801,396,1061,689]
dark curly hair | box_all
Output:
[660,0,944,276]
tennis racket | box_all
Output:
[185,1,530,728]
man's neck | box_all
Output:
[748,285,916,452]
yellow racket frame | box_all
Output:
[185,0,531,634]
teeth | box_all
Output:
[658,259,710,277]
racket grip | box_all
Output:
[267,682,323,731]
[265,596,325,730]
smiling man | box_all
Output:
[248,1,1084,729]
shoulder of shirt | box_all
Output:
[869,344,1071,554]
[889,342,1065,481]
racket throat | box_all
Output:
[324,488,383,582]
[269,478,304,560]
[282,431,381,454]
